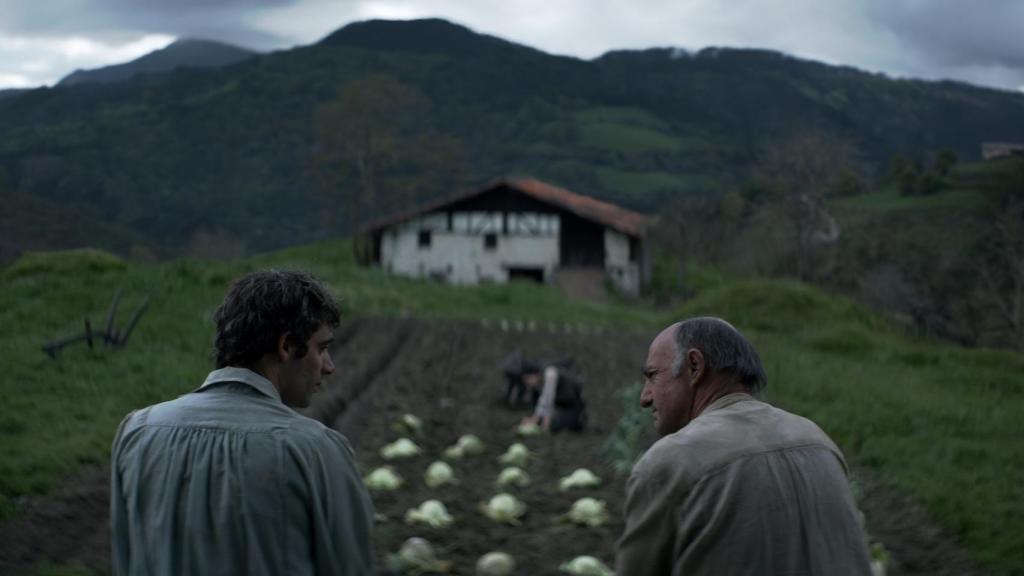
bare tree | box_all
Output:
[311,75,469,233]
[654,193,741,264]
[751,131,861,281]
[975,160,1024,349]
[647,190,747,304]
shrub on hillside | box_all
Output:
[3,249,126,279]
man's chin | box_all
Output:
[653,416,674,436]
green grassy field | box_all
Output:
[574,106,683,154]
[0,242,659,519]
[834,183,986,212]
[833,160,1006,214]
[829,161,998,275]
[2,243,1022,575]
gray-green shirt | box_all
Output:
[616,393,872,576]
[110,367,375,576]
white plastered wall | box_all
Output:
[604,229,641,295]
[379,210,560,284]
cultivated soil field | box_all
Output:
[0,316,984,575]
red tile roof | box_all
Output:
[360,177,649,237]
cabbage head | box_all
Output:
[559,555,614,576]
[567,497,609,527]
[443,445,465,460]
[404,499,454,528]
[425,461,456,488]
[480,493,526,525]
[475,551,516,576]
[387,537,452,574]
[558,468,601,491]
[515,421,543,436]
[497,443,531,467]
[391,413,423,436]
[495,466,531,488]
[380,438,422,460]
[456,434,485,455]
[364,466,402,491]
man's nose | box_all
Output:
[323,353,336,375]
[639,384,652,407]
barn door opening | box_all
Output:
[559,213,604,267]
[508,267,545,283]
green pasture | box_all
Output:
[0,242,657,517]
[2,244,1022,575]
[833,160,1009,215]
[574,106,681,154]
[834,184,986,212]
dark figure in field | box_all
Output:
[501,350,537,406]
[616,317,873,575]
[110,270,375,576]
[501,352,575,406]
[519,362,587,433]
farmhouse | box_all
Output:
[981,142,1024,160]
[357,178,651,295]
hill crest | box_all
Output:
[318,18,553,59]
[58,38,257,86]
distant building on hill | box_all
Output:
[356,178,651,296]
[981,142,1024,160]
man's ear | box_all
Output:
[276,332,291,362]
[686,349,706,384]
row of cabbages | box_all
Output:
[391,538,615,576]
[370,413,615,576]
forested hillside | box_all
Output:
[1,18,1023,259]
[57,39,257,86]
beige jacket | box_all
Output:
[616,393,872,576]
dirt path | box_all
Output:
[856,474,984,576]
[0,316,987,575]
[0,466,111,574]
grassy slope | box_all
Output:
[0,190,153,266]
[2,242,1022,574]
[831,160,997,240]
[0,241,658,515]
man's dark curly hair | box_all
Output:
[213,270,341,369]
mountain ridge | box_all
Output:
[57,38,257,86]
[0,17,1022,260]
[318,18,550,58]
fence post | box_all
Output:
[104,288,123,347]
[116,296,151,347]
[84,318,94,350]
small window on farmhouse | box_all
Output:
[629,237,639,262]
[418,229,432,248]
[484,233,498,250]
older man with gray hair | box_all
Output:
[616,317,873,575]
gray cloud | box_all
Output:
[1,0,1023,91]
[866,0,1024,70]
[0,0,300,48]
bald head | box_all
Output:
[672,317,767,393]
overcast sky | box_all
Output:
[1,0,1022,93]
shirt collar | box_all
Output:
[197,366,282,403]
[703,391,755,414]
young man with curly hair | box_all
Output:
[110,270,374,575]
